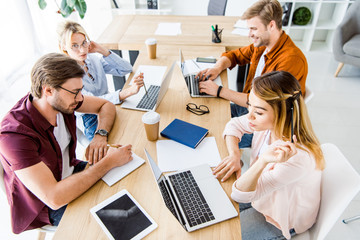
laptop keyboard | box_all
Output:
[158,180,178,218]
[136,85,160,109]
[185,75,207,96]
[169,170,215,227]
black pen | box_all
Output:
[140,72,149,98]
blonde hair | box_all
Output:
[57,21,90,52]
[241,0,283,30]
[252,71,325,170]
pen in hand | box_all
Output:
[141,72,149,98]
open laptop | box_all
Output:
[179,49,222,98]
[121,62,175,111]
[144,148,238,232]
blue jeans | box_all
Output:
[48,161,88,226]
[239,203,296,240]
[230,103,253,148]
[82,114,98,141]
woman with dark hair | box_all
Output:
[216,71,324,239]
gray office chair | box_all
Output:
[207,0,228,16]
[333,0,360,77]
[0,160,56,240]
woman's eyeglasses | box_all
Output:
[71,40,90,51]
[186,103,209,115]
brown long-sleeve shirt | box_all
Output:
[222,31,308,96]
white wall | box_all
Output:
[167,0,255,16]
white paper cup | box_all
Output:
[142,111,160,141]
[145,38,157,59]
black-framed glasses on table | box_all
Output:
[186,103,210,115]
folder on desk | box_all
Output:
[160,118,208,149]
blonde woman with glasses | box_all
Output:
[216,71,324,239]
[58,21,144,140]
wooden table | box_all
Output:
[53,45,241,239]
[97,15,250,51]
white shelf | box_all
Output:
[280,0,354,51]
[112,0,172,15]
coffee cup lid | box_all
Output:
[142,111,160,124]
[145,38,157,45]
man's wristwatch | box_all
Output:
[94,129,108,137]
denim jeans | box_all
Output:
[230,103,253,148]
[82,113,98,141]
[48,161,88,226]
[239,202,296,240]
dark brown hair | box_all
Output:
[30,53,84,98]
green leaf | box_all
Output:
[67,0,76,8]
[38,0,47,10]
[74,0,87,19]
[60,0,74,18]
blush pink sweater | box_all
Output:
[223,115,321,239]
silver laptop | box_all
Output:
[144,148,238,232]
[121,62,175,111]
[179,49,222,98]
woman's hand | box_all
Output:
[127,73,144,95]
[88,41,110,56]
[260,142,297,164]
[119,73,144,101]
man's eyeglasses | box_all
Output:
[186,103,210,115]
[71,40,90,51]
[57,86,84,99]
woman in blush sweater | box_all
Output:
[217,71,324,239]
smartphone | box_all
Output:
[196,57,217,64]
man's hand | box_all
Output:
[106,144,133,167]
[199,80,219,96]
[213,154,242,182]
[196,67,222,81]
[85,135,108,164]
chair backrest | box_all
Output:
[309,143,360,240]
[304,86,314,104]
[207,0,228,16]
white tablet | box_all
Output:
[90,189,157,240]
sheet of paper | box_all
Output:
[232,28,249,36]
[130,65,167,86]
[234,19,247,28]
[155,22,182,36]
[102,152,145,186]
[156,137,221,172]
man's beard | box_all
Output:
[51,96,78,114]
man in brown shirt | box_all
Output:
[198,0,307,181]
[198,0,307,117]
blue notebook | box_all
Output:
[160,118,209,149]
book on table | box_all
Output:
[160,118,208,149]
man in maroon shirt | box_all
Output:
[0,53,133,234]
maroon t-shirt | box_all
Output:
[0,93,82,233]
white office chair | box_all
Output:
[304,86,314,104]
[0,161,57,240]
[292,143,360,240]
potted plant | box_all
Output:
[38,0,87,19]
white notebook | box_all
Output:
[102,153,145,186]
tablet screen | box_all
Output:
[90,189,157,240]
